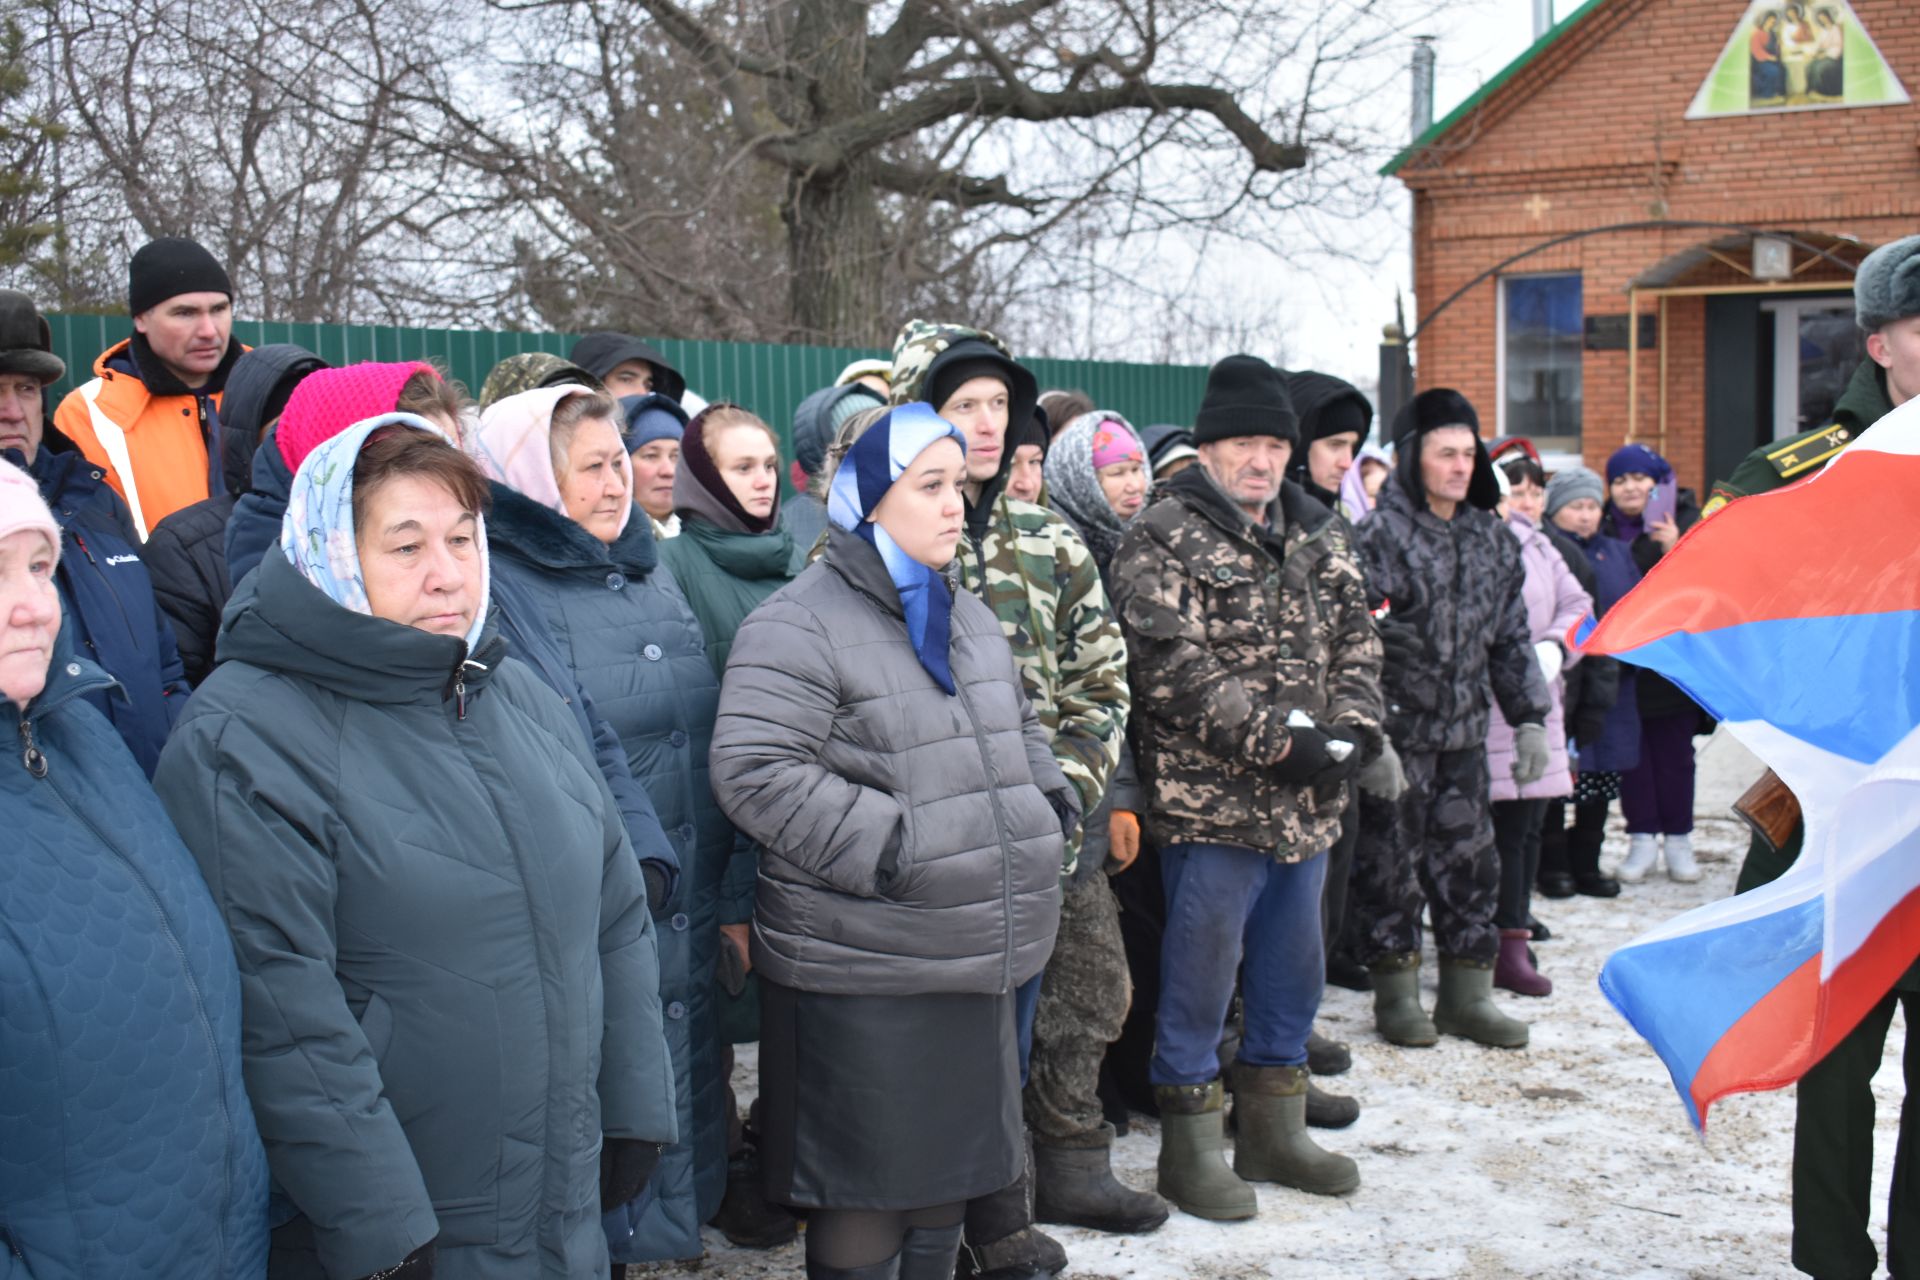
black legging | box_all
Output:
[807,1202,965,1270]
[1492,798,1549,930]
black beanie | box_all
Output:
[1390,387,1478,445]
[128,237,232,316]
[1192,355,1298,446]
[926,355,1012,416]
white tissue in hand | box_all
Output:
[1533,640,1565,684]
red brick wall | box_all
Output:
[1401,0,1920,487]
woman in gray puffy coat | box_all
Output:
[470,386,729,1267]
[153,417,674,1280]
[711,403,1072,1280]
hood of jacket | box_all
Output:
[218,542,503,706]
[224,424,297,587]
[485,478,658,578]
[790,382,884,479]
[888,320,1039,537]
[568,332,687,404]
[217,345,328,494]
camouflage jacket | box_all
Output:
[1108,466,1383,860]
[1354,474,1549,753]
[888,317,1126,875]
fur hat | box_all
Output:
[1856,234,1920,332]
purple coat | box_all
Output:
[1559,525,1644,774]
[1488,513,1592,801]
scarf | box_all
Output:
[827,402,967,695]
[280,412,490,653]
[1340,442,1393,523]
[1044,410,1150,568]
[471,385,634,539]
[674,404,780,534]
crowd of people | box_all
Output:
[4,231,1919,1280]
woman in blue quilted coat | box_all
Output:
[0,456,268,1279]
[472,387,730,1267]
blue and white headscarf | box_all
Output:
[281,412,491,654]
[827,402,967,694]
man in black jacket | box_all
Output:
[1349,389,1551,1051]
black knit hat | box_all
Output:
[128,237,232,316]
[1192,354,1298,446]
[1388,388,1501,512]
[0,291,64,385]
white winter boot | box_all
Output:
[1618,834,1660,884]
[1664,834,1701,883]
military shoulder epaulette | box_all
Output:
[1765,423,1853,479]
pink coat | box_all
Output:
[1487,512,1593,801]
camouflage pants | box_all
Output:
[1024,873,1131,1148]
[1350,746,1501,964]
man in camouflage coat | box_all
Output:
[1108,355,1383,1220]
[1349,388,1551,1052]
[890,320,1136,1275]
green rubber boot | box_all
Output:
[1433,956,1530,1049]
[1369,954,1438,1047]
[1226,1064,1360,1196]
[1152,1080,1257,1221]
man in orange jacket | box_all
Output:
[54,238,244,538]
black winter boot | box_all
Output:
[1032,1136,1168,1234]
[709,1145,798,1247]
[957,1136,1067,1279]
[1568,820,1620,897]
[1305,1029,1352,1076]
[807,1253,901,1279]
[1305,1081,1360,1129]
[898,1223,963,1280]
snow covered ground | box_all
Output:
[630,731,1907,1278]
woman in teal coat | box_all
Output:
[154,417,674,1280]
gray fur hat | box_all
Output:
[1856,234,1920,332]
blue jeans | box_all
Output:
[1150,842,1328,1087]
[1015,972,1043,1087]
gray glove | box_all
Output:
[1512,722,1550,785]
[1355,739,1407,802]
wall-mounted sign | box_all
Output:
[1686,0,1908,118]
[1585,314,1659,352]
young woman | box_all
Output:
[1486,453,1592,997]
[471,386,729,1268]
[655,402,799,1249]
[154,418,674,1279]
[710,403,1072,1280]
[2,459,268,1280]
[1603,444,1706,883]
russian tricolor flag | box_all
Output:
[1577,394,1920,1130]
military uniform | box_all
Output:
[1719,356,1918,1280]
[1108,463,1383,1087]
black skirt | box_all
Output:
[758,978,1022,1211]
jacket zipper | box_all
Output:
[17,715,46,777]
[953,672,1020,993]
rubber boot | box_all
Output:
[1151,1080,1257,1221]
[1369,954,1438,1047]
[1226,1064,1360,1196]
[1305,1081,1360,1129]
[1305,1029,1351,1076]
[1664,833,1701,883]
[1567,822,1620,897]
[1493,928,1553,997]
[806,1252,901,1279]
[1433,956,1530,1048]
[709,1144,799,1247]
[1032,1135,1168,1234]
[1618,833,1659,884]
[957,1135,1066,1279]
[898,1223,963,1280]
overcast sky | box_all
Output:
[1269,0,1546,386]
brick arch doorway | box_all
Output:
[1626,231,1873,488]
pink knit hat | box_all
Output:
[0,456,59,565]
[1089,417,1143,470]
[276,361,439,473]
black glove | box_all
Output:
[601,1138,663,1211]
[1313,723,1366,785]
[357,1241,436,1280]
[1271,724,1335,783]
[641,861,672,918]
[1376,618,1425,670]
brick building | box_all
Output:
[1387,0,1917,488]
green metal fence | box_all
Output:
[43,315,1211,450]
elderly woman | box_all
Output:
[1,459,268,1279]
[711,403,1072,1280]
[471,387,727,1268]
[153,418,673,1279]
